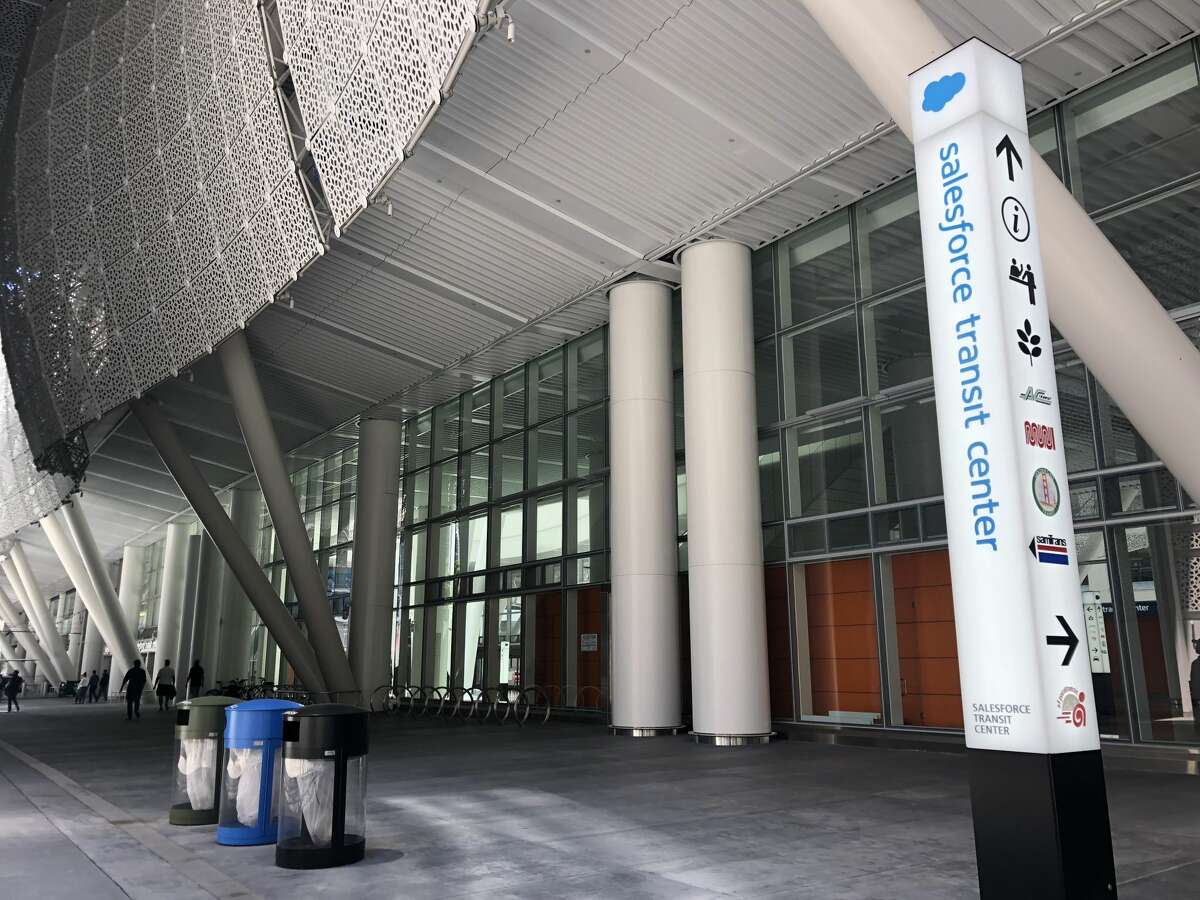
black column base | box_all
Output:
[968,748,1116,899]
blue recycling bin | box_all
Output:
[216,699,302,846]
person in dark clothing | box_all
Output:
[1190,639,1200,730]
[120,659,148,720]
[186,660,204,699]
[98,668,109,700]
[87,670,100,703]
[5,669,23,712]
[75,670,88,704]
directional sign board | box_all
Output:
[910,39,1099,755]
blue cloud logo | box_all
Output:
[922,72,966,112]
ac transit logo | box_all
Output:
[1029,534,1068,566]
[1024,420,1055,450]
[1020,386,1051,406]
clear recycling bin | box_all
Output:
[170,695,239,825]
[217,699,302,845]
[275,704,369,869]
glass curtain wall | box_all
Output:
[395,330,609,709]
[753,40,1200,745]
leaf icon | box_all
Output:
[1017,320,1040,366]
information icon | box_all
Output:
[1001,196,1030,242]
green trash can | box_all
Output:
[170,695,239,825]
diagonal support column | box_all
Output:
[217,331,357,700]
[42,508,140,677]
[799,0,1200,503]
[0,583,48,682]
[0,631,33,679]
[2,547,70,685]
[129,398,328,696]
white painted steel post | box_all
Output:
[678,240,772,742]
[800,0,1200,504]
[607,279,682,735]
[67,594,86,672]
[80,612,104,678]
[192,533,225,681]
[0,586,45,682]
[175,534,203,676]
[347,418,402,705]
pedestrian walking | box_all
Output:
[120,659,147,721]
[155,659,176,711]
[87,669,100,703]
[186,659,204,699]
[98,668,109,700]
[5,668,23,712]
[75,671,87,704]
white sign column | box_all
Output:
[911,39,1114,899]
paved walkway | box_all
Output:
[2,699,1199,898]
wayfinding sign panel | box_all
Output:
[909,40,1099,755]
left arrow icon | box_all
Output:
[1045,615,1079,666]
[995,134,1023,182]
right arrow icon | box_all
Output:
[995,133,1023,181]
[1046,614,1079,666]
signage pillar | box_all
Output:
[910,39,1115,899]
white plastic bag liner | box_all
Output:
[226,747,264,827]
[178,738,217,810]
[284,757,334,846]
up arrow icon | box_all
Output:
[995,134,1023,182]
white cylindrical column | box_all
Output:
[215,487,260,683]
[80,612,104,680]
[67,594,86,672]
[679,240,771,742]
[347,418,403,704]
[192,533,225,679]
[800,0,1200,503]
[3,549,71,685]
[607,279,682,734]
[155,522,191,675]
[175,533,203,674]
[116,544,144,645]
[1,632,32,679]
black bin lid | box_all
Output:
[281,703,368,759]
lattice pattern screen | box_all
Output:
[8,0,322,449]
[275,0,476,228]
[0,0,39,136]
[0,329,72,536]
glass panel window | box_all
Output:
[1054,358,1096,473]
[426,604,453,688]
[569,406,606,478]
[434,521,459,579]
[778,211,854,328]
[1030,110,1061,180]
[1098,184,1200,313]
[756,339,778,426]
[495,503,523,567]
[1095,382,1156,467]
[408,469,430,524]
[461,447,489,508]
[1066,46,1200,212]
[464,514,487,572]
[858,180,922,298]
[432,460,457,518]
[759,434,783,522]
[464,386,491,450]
[781,312,861,417]
[494,369,526,437]
[408,412,431,470]
[869,393,942,504]
[534,493,563,560]
[785,414,868,517]
[433,400,460,461]
[568,331,606,409]
[863,286,932,394]
[405,527,427,583]
[528,418,564,487]
[874,507,920,545]
[493,434,524,498]
[529,351,565,424]
[571,482,606,554]
[752,245,776,338]
[1102,469,1180,517]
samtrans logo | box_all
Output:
[1024,420,1055,450]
